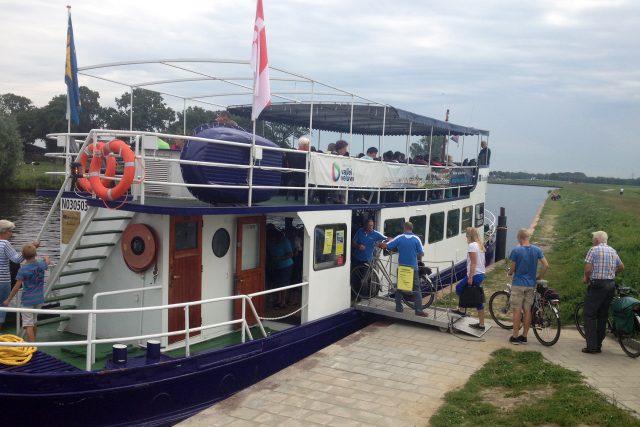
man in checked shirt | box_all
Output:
[582,230,625,354]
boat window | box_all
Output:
[383,218,405,239]
[409,215,427,244]
[475,203,485,227]
[241,223,261,270]
[428,212,445,244]
[446,209,460,238]
[461,205,473,231]
[314,223,347,271]
[211,228,230,258]
[175,221,198,250]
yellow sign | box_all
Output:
[335,230,344,255]
[323,229,334,254]
[61,210,81,244]
[397,265,414,292]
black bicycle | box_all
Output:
[574,285,640,358]
[350,247,436,310]
[488,280,561,346]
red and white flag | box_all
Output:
[251,0,271,120]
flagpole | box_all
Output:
[248,121,256,206]
[66,5,72,135]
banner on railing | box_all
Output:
[308,153,475,188]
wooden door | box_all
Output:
[235,216,266,325]
[169,215,202,344]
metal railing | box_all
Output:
[0,282,308,371]
[46,129,480,208]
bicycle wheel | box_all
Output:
[532,300,561,346]
[402,276,436,310]
[350,265,380,300]
[574,302,586,339]
[618,313,640,358]
[489,290,513,329]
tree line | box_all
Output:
[0,87,306,181]
[490,170,640,186]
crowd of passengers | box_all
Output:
[288,137,487,168]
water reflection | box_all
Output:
[0,191,59,261]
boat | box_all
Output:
[0,58,492,426]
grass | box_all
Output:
[0,161,65,191]
[430,348,640,427]
[488,178,567,188]
[532,183,640,324]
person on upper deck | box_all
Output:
[382,150,395,162]
[326,142,336,154]
[413,155,428,165]
[393,151,406,163]
[362,147,378,161]
[478,140,491,166]
[331,140,349,156]
[214,111,239,127]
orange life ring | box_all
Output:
[121,223,157,273]
[89,139,136,201]
[76,142,117,193]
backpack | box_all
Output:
[611,296,640,336]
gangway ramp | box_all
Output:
[354,296,491,337]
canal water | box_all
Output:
[486,183,556,256]
[0,184,553,262]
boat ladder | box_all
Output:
[34,206,135,330]
[354,296,491,337]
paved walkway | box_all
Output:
[180,319,640,426]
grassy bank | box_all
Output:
[431,349,640,427]
[0,162,65,191]
[535,183,640,323]
[488,178,565,188]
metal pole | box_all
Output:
[406,121,412,163]
[184,306,191,357]
[381,106,387,154]
[129,87,134,131]
[428,126,433,164]
[248,121,257,206]
[495,207,507,262]
[349,96,354,147]
[183,99,187,135]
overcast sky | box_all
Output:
[2,0,639,178]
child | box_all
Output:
[3,243,49,342]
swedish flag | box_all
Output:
[65,13,81,125]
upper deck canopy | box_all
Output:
[229,102,489,137]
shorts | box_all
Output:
[21,305,41,327]
[510,286,534,311]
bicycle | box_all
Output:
[488,280,561,346]
[350,247,436,310]
[574,285,640,358]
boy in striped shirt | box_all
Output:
[3,243,50,342]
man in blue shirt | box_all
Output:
[381,222,427,317]
[508,228,549,345]
[352,219,387,267]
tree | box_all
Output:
[258,121,307,148]
[0,93,34,115]
[168,106,216,135]
[0,113,23,181]
[411,135,446,161]
[76,86,105,132]
[115,88,175,132]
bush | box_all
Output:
[0,113,23,181]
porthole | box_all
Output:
[212,228,230,258]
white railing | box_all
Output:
[46,129,480,207]
[0,282,308,372]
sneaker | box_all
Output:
[469,323,485,330]
[509,336,520,345]
[517,335,527,344]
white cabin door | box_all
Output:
[169,215,202,344]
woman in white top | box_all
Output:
[453,227,487,329]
